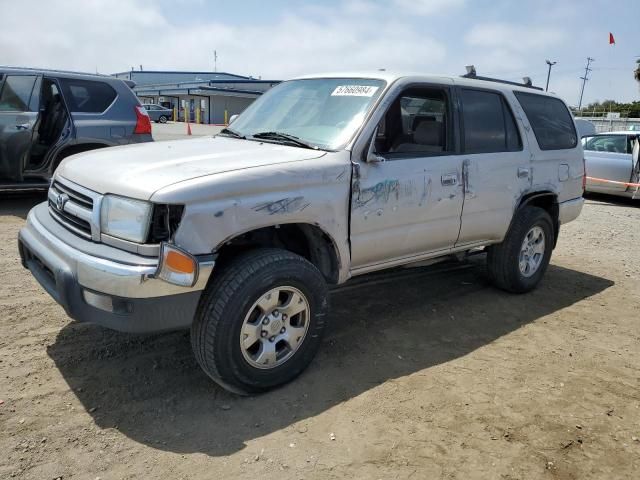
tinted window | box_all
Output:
[460,89,522,154]
[377,88,450,156]
[582,135,628,153]
[0,75,37,112]
[514,91,577,150]
[59,79,117,113]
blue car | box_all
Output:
[0,66,153,191]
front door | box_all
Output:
[0,74,41,182]
[350,85,465,270]
[583,134,635,193]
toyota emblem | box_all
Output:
[56,193,69,211]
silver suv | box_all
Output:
[0,67,153,191]
[19,72,585,394]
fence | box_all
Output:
[574,116,640,133]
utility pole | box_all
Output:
[545,59,557,92]
[578,57,594,111]
[214,50,218,72]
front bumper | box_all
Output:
[18,202,214,333]
[558,197,585,225]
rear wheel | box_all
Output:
[158,115,168,123]
[487,206,554,293]
[191,248,329,394]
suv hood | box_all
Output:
[57,136,326,199]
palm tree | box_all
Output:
[635,59,640,83]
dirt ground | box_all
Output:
[0,193,639,480]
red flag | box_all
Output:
[609,32,615,45]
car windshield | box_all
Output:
[227,78,386,150]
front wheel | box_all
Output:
[486,206,554,293]
[191,248,329,394]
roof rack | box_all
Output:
[461,65,543,91]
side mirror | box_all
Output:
[229,114,239,124]
[366,127,385,163]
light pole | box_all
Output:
[545,59,557,92]
[578,57,594,111]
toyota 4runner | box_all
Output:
[19,72,585,394]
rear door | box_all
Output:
[455,87,530,247]
[0,73,41,181]
[583,134,633,193]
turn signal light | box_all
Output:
[156,243,198,287]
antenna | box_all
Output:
[214,50,218,72]
[578,57,594,110]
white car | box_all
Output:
[19,71,585,393]
[583,131,640,199]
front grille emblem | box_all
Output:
[55,193,69,211]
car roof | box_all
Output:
[290,71,555,97]
[0,66,125,84]
[592,131,638,136]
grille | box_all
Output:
[48,180,96,239]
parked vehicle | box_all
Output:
[19,72,585,394]
[143,103,173,123]
[0,67,152,191]
[574,119,596,137]
[582,131,639,199]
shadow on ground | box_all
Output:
[584,192,639,208]
[0,193,46,220]
[47,258,613,456]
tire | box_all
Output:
[191,248,329,394]
[158,115,168,124]
[486,206,554,293]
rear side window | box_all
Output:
[514,91,577,150]
[460,88,522,154]
[59,79,117,113]
[582,135,628,153]
[0,75,37,112]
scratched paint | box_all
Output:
[253,196,311,215]
[352,179,400,209]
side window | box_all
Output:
[514,91,577,150]
[0,75,37,112]
[376,87,450,157]
[59,79,117,113]
[582,135,628,153]
[460,88,522,154]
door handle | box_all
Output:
[518,167,530,178]
[441,173,458,186]
[16,123,31,130]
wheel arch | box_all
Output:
[514,190,560,248]
[214,222,342,284]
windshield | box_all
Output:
[228,78,386,150]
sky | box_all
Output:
[1,0,639,107]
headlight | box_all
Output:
[100,194,153,243]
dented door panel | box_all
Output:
[349,155,464,268]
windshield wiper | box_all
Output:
[251,131,318,150]
[218,127,246,139]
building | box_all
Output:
[112,70,280,124]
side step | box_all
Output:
[0,181,50,193]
